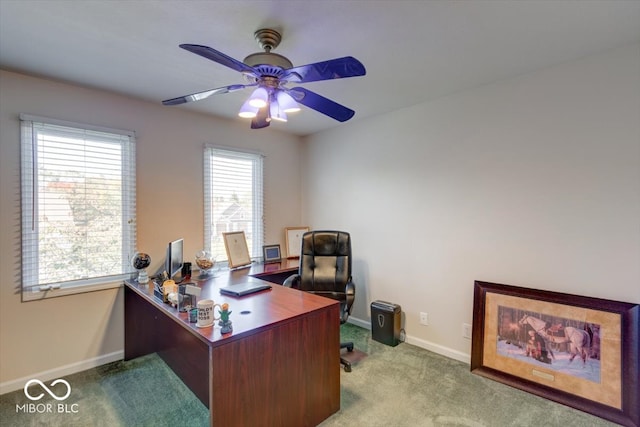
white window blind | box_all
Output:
[20,114,136,300]
[204,146,264,264]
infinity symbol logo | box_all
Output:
[24,379,71,401]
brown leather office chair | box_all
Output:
[283,230,356,372]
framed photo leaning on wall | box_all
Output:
[285,226,309,258]
[471,280,639,427]
[222,231,252,269]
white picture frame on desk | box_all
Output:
[285,226,309,258]
[222,231,252,268]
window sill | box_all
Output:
[22,279,126,302]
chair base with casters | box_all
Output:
[341,341,354,372]
[286,273,356,372]
[283,230,356,372]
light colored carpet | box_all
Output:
[0,324,618,426]
[322,324,617,427]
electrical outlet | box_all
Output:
[419,312,429,326]
[462,323,472,339]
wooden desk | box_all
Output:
[124,261,340,427]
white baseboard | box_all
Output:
[0,350,124,395]
[346,316,370,329]
[403,335,471,364]
[347,316,471,364]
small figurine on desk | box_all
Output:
[219,303,233,334]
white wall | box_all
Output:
[302,44,640,361]
[0,70,302,389]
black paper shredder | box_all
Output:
[371,300,401,346]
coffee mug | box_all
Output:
[196,299,221,328]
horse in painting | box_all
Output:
[518,314,591,365]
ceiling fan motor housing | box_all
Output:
[243,53,292,75]
[243,28,293,79]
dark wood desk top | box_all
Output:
[124,260,336,348]
[249,258,299,275]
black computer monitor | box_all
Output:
[166,238,184,280]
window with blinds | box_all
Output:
[204,146,264,264]
[20,114,136,301]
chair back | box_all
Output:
[298,231,352,298]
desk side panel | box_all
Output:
[211,304,340,427]
[125,286,210,407]
[124,285,158,360]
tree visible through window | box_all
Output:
[204,147,264,263]
[20,115,136,300]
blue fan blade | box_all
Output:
[283,57,366,83]
[251,106,270,129]
[180,44,257,75]
[289,87,355,122]
[162,84,249,106]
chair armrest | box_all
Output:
[283,274,300,288]
[345,279,355,315]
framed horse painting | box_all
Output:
[471,280,639,427]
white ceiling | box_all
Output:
[1,1,639,136]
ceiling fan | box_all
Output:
[162,28,366,129]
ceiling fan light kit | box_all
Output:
[269,100,287,122]
[277,90,300,113]
[238,99,259,118]
[162,28,366,129]
[248,87,269,108]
